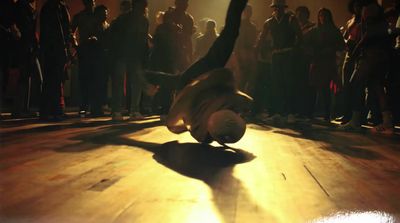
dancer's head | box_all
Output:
[207,109,246,145]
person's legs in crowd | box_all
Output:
[77,44,91,117]
[89,47,105,117]
[265,52,286,123]
[111,59,126,121]
[40,60,65,121]
[127,60,144,120]
[388,49,400,125]
[340,51,394,133]
[252,62,270,116]
[338,54,355,124]
[320,84,332,122]
[366,85,382,125]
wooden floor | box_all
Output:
[1,115,400,223]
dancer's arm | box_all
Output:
[177,0,248,89]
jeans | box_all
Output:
[112,58,144,113]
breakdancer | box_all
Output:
[145,0,252,145]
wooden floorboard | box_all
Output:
[1,117,400,223]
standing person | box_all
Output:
[149,8,181,114]
[340,0,394,134]
[339,0,363,125]
[168,0,195,71]
[235,4,257,95]
[194,19,218,61]
[295,6,316,121]
[108,0,149,121]
[39,0,73,121]
[71,0,101,117]
[0,0,18,118]
[258,0,302,124]
[14,0,39,118]
[94,4,110,114]
[308,8,345,122]
[387,0,400,125]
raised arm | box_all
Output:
[177,0,248,89]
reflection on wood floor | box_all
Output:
[1,116,400,223]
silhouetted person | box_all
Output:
[0,0,18,118]
[340,0,394,134]
[108,0,149,121]
[13,0,39,118]
[235,4,257,94]
[150,8,181,114]
[339,0,363,125]
[39,0,73,120]
[194,19,218,60]
[168,0,195,71]
[308,8,345,121]
[150,9,180,74]
[295,6,316,120]
[94,5,110,113]
[258,0,302,124]
[72,0,102,116]
[386,0,400,125]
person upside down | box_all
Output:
[144,0,252,145]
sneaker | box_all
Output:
[112,112,124,121]
[337,122,362,132]
[255,113,270,121]
[264,114,283,124]
[371,125,394,135]
[79,110,87,118]
[287,114,296,124]
[129,112,144,121]
[160,114,167,123]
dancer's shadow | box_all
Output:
[56,122,264,222]
[151,142,271,222]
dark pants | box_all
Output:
[252,61,271,114]
[296,51,314,118]
[388,49,400,124]
[310,85,332,120]
[341,53,356,119]
[270,50,297,115]
[78,42,104,114]
[112,58,144,113]
[13,49,34,115]
[350,49,390,114]
[145,0,247,92]
[40,57,65,117]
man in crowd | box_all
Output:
[108,0,149,121]
[14,0,39,118]
[235,4,257,95]
[258,0,302,124]
[168,0,195,71]
[39,0,74,120]
[72,0,102,117]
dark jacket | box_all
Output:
[108,11,149,60]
